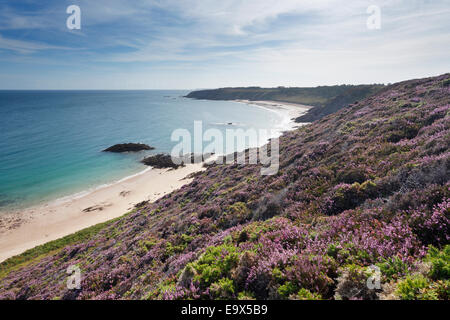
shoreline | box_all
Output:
[234,99,311,131]
[0,100,310,263]
[0,163,206,262]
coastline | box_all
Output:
[0,163,205,262]
[0,100,311,263]
[234,99,311,131]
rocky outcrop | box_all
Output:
[141,153,210,169]
[141,154,184,169]
[103,143,154,153]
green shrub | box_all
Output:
[426,245,450,280]
[238,291,255,300]
[211,278,235,299]
[189,244,239,287]
[396,275,434,300]
[377,256,410,280]
[297,288,322,300]
[277,281,298,299]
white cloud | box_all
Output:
[0,0,448,88]
[0,35,75,54]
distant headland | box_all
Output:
[186,84,385,122]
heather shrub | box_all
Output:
[219,202,251,227]
[408,199,450,246]
[336,167,367,184]
[324,183,362,215]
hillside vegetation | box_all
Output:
[0,74,449,300]
[186,84,385,122]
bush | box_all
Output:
[296,288,322,300]
[426,245,450,280]
[188,244,240,287]
[325,182,377,215]
[377,257,410,280]
[210,278,235,299]
[334,264,378,300]
[277,281,298,299]
[396,275,434,300]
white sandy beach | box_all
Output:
[235,100,311,131]
[0,101,311,263]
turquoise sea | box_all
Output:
[0,90,286,211]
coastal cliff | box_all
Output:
[186,84,385,122]
[0,74,449,300]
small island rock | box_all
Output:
[103,143,154,153]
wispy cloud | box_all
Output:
[0,35,76,54]
[0,0,448,89]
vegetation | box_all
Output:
[186,84,385,122]
[0,73,449,300]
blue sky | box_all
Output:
[0,0,449,89]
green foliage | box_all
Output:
[377,256,410,280]
[296,288,322,300]
[211,278,235,299]
[360,180,377,196]
[277,281,298,299]
[396,275,434,300]
[188,244,240,287]
[426,245,450,280]
[181,233,194,245]
[227,202,250,216]
[163,241,186,258]
[326,243,340,259]
[237,291,255,300]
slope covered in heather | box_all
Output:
[0,74,449,300]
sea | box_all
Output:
[0,90,289,211]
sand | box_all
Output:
[235,100,311,130]
[0,101,312,263]
[0,164,205,262]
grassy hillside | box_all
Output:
[186,84,385,122]
[0,74,449,300]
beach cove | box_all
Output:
[0,99,310,262]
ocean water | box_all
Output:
[0,90,287,211]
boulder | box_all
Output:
[141,154,184,169]
[103,143,154,153]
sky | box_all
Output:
[0,0,449,89]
